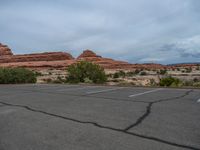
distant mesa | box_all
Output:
[2,42,195,70]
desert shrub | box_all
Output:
[66,61,107,84]
[126,71,135,77]
[45,78,52,83]
[134,69,140,74]
[186,67,192,73]
[113,72,120,78]
[159,69,167,75]
[193,78,200,82]
[149,79,157,86]
[140,71,147,76]
[52,76,65,84]
[84,77,93,83]
[106,73,113,78]
[113,70,126,78]
[193,82,200,87]
[183,80,193,86]
[35,71,42,76]
[118,70,126,78]
[159,76,181,87]
[182,79,200,87]
[0,67,36,84]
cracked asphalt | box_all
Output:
[0,84,200,150]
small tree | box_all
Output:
[66,61,107,84]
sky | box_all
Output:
[0,0,200,64]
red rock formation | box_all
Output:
[0,43,13,56]
[0,43,167,70]
[77,50,166,70]
[77,50,101,59]
[0,43,74,69]
[0,60,75,70]
[0,52,74,63]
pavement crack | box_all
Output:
[126,132,200,150]
[124,102,153,131]
[0,98,199,150]
[124,90,193,131]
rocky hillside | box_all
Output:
[2,43,196,71]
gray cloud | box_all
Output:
[0,0,200,64]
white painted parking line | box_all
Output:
[129,88,163,98]
[86,87,124,94]
[197,99,200,103]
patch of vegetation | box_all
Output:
[35,71,43,77]
[51,76,66,84]
[182,78,200,87]
[113,72,119,78]
[159,76,181,87]
[66,61,107,84]
[149,79,157,86]
[0,67,36,84]
[185,67,192,73]
[134,69,140,75]
[140,71,147,76]
[159,69,167,75]
[126,71,135,77]
[113,70,126,78]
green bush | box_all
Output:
[134,69,140,74]
[0,67,36,84]
[186,67,192,73]
[159,69,167,75]
[113,70,126,78]
[66,61,107,84]
[140,71,147,76]
[126,71,135,77]
[159,76,181,87]
[118,70,126,78]
[113,72,120,78]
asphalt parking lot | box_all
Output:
[0,84,199,150]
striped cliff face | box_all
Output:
[0,43,167,70]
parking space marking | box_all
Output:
[86,87,124,94]
[129,88,163,98]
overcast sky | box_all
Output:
[0,0,200,64]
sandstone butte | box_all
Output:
[0,43,185,71]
